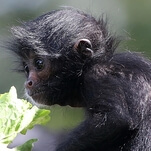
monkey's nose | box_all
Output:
[26,71,39,89]
[26,80,34,88]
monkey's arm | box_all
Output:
[56,110,131,151]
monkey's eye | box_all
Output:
[23,63,29,75]
[34,58,44,70]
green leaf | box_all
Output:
[16,139,38,151]
[0,86,50,144]
[0,139,37,151]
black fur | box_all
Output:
[10,7,151,151]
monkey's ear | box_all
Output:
[74,39,93,58]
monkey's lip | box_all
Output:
[30,92,47,103]
[27,89,46,98]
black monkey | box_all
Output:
[9,7,151,151]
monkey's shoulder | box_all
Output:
[111,52,151,75]
[85,52,151,81]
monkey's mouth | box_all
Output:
[26,88,47,102]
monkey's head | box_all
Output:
[10,7,117,106]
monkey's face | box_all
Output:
[23,54,50,104]
[22,53,64,105]
[22,52,79,106]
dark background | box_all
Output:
[0,0,151,150]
